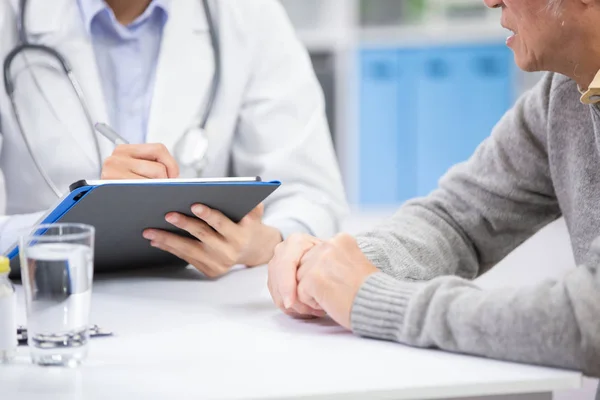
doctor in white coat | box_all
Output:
[0,0,347,280]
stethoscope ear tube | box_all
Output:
[3,46,18,95]
[2,45,32,95]
[4,43,74,95]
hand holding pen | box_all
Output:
[94,123,180,180]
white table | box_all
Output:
[1,265,582,400]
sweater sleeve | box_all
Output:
[356,73,561,281]
[351,263,600,376]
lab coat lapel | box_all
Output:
[146,0,214,155]
[23,0,113,168]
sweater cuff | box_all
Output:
[356,237,389,268]
[351,272,423,341]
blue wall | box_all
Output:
[359,42,515,206]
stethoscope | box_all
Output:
[2,0,221,198]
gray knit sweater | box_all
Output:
[352,72,600,378]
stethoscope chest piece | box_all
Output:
[175,126,210,176]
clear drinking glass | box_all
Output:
[19,223,95,367]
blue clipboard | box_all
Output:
[8,177,280,277]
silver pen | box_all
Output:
[94,122,130,145]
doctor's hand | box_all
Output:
[273,233,378,329]
[142,203,283,278]
[101,143,180,180]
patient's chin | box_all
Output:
[514,56,540,74]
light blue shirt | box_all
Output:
[77,0,169,144]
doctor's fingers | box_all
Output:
[148,233,231,278]
[163,212,240,264]
[102,155,169,179]
[191,204,239,239]
[152,241,225,279]
[100,170,147,180]
[115,143,180,178]
[149,240,208,274]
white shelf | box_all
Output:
[279,0,506,48]
[296,25,508,51]
[359,22,508,47]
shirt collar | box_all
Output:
[77,0,106,35]
[579,69,600,105]
[77,0,170,35]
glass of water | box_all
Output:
[19,223,95,367]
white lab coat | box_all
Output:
[0,0,347,251]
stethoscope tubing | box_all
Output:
[2,0,220,197]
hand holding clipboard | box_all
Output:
[7,177,280,278]
[95,123,180,180]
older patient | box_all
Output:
[268,0,600,379]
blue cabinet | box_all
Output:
[416,47,466,196]
[358,49,420,205]
[358,43,514,205]
[461,44,514,153]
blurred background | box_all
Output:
[278,0,544,211]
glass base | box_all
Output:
[29,328,89,367]
[30,346,88,367]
